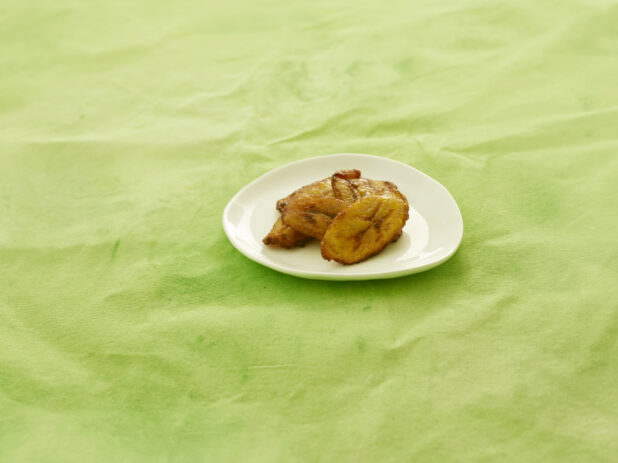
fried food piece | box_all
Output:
[331,176,358,204]
[349,178,408,205]
[276,175,347,239]
[263,217,312,248]
[265,169,409,264]
[276,178,333,213]
[281,196,348,239]
[277,170,361,212]
[333,169,361,180]
[265,177,335,245]
[321,194,409,265]
[332,173,408,209]
[331,170,361,204]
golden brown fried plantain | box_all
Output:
[267,177,335,244]
[266,169,409,264]
[276,174,346,238]
[333,169,361,180]
[331,176,358,204]
[263,217,312,248]
[276,178,333,213]
[321,194,409,264]
[331,169,362,204]
[333,175,408,207]
[281,196,348,239]
[349,178,407,203]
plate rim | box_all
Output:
[222,153,464,280]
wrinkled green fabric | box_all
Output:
[1,0,617,461]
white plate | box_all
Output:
[222,153,463,280]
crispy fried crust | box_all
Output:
[320,195,409,264]
[331,169,361,204]
[263,217,312,248]
[331,176,359,204]
[276,178,333,213]
[333,169,361,180]
[330,169,360,204]
[349,178,408,206]
[281,196,347,239]
[266,177,335,245]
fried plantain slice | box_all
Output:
[331,176,358,204]
[281,196,348,239]
[321,194,409,264]
[263,217,312,248]
[268,178,333,246]
[349,178,408,204]
[330,169,360,204]
[276,178,333,213]
[333,169,361,180]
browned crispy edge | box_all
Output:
[263,217,313,248]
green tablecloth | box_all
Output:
[2,1,617,461]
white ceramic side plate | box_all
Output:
[222,154,463,280]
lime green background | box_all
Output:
[1,1,617,461]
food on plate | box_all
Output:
[262,217,312,248]
[350,178,408,204]
[321,194,409,264]
[263,176,334,246]
[280,196,347,239]
[276,177,333,213]
[274,171,358,239]
[333,169,362,180]
[331,169,361,204]
[263,169,409,264]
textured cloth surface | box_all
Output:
[1,1,617,461]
